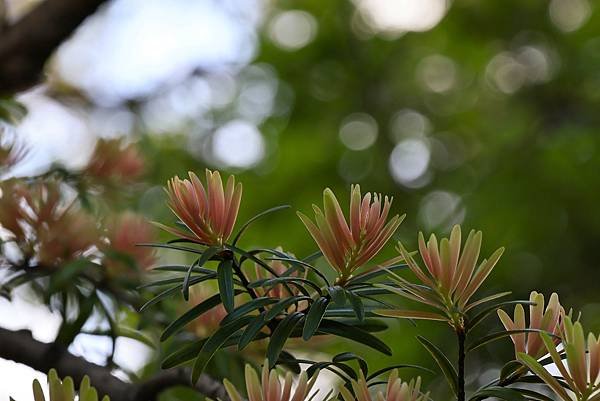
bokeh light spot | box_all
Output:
[417,54,457,93]
[418,190,465,231]
[268,10,318,51]
[212,120,265,169]
[354,0,449,35]
[338,113,378,151]
[389,138,430,187]
[549,0,591,32]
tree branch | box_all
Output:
[0,0,109,95]
[0,327,230,401]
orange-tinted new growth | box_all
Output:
[224,361,319,401]
[0,132,28,170]
[85,138,144,183]
[518,316,600,401]
[0,180,99,267]
[399,225,504,309]
[298,185,404,283]
[497,291,564,359]
[104,212,156,275]
[254,247,305,300]
[159,170,242,246]
[338,370,428,401]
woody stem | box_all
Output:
[230,255,278,333]
[457,327,466,401]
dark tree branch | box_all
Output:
[0,0,109,95]
[0,327,230,401]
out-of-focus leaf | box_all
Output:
[417,336,458,396]
[345,290,365,321]
[317,319,392,355]
[267,312,305,367]
[48,259,92,293]
[217,258,235,312]
[303,296,329,340]
[373,309,447,321]
[220,296,277,326]
[366,364,434,381]
[327,286,346,306]
[333,352,368,375]
[32,379,45,401]
[469,387,527,401]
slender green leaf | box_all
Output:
[140,275,210,312]
[467,299,534,331]
[161,291,242,341]
[183,246,220,301]
[303,297,329,340]
[217,259,235,312]
[345,290,365,321]
[263,276,322,295]
[317,319,392,355]
[463,291,512,312]
[467,329,557,353]
[327,286,346,306]
[265,296,311,321]
[266,255,330,286]
[139,273,216,290]
[307,361,357,380]
[221,296,277,326]
[469,387,527,401]
[513,388,556,401]
[499,360,525,382]
[348,264,408,285]
[374,309,447,321]
[366,364,434,381]
[150,265,214,275]
[323,308,382,319]
[191,316,253,382]
[137,242,205,255]
[162,339,206,369]
[268,312,305,367]
[417,336,458,396]
[231,205,290,245]
[238,312,268,350]
[517,353,571,401]
[333,352,368,375]
[278,350,301,374]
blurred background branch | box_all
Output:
[0,0,107,95]
[0,327,230,401]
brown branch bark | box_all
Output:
[0,327,230,401]
[0,0,109,95]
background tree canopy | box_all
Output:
[1,0,599,399]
